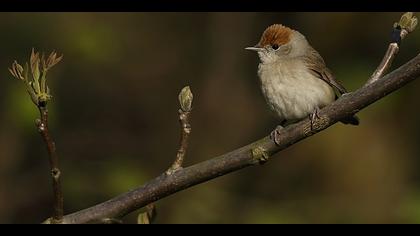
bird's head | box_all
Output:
[246,24,309,63]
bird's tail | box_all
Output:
[340,115,360,126]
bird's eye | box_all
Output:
[272,44,279,50]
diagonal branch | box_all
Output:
[60,53,420,224]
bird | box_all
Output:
[245,24,359,145]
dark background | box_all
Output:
[1,12,420,223]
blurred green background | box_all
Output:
[1,12,420,224]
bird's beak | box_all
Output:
[245,46,264,52]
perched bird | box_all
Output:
[246,24,359,145]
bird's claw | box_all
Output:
[309,107,321,130]
[270,125,285,146]
[341,92,351,98]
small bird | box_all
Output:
[246,24,359,145]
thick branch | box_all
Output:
[37,106,64,223]
[60,53,420,224]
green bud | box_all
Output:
[399,12,412,28]
[178,86,193,112]
[137,212,151,224]
[252,146,269,164]
[398,12,418,32]
[409,16,418,32]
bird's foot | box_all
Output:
[270,125,285,146]
[309,107,321,131]
[341,92,351,98]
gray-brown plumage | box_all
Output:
[246,24,359,129]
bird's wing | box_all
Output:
[303,46,347,95]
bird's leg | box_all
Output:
[270,120,287,146]
[309,107,321,130]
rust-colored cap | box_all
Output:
[257,24,293,47]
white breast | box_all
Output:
[258,59,335,122]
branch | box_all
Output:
[60,53,420,224]
[366,12,417,85]
[36,106,64,223]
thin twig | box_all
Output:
[366,12,417,85]
[166,86,193,174]
[36,106,63,223]
[167,110,191,174]
[367,42,400,85]
[60,53,420,224]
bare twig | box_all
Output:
[366,12,417,85]
[139,87,193,225]
[166,86,193,174]
[36,106,63,223]
[59,52,420,224]
[10,49,64,223]
[367,42,400,85]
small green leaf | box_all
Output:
[9,49,62,108]
[30,49,40,82]
[9,61,24,80]
[40,72,47,94]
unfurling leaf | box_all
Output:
[45,51,63,71]
[9,61,24,80]
[30,48,40,81]
[9,48,63,107]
